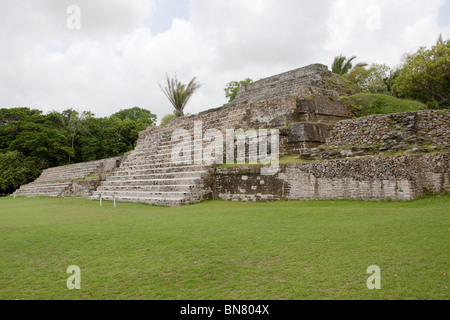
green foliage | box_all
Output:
[393,39,450,108]
[332,54,368,75]
[224,78,253,102]
[324,73,363,95]
[344,63,396,94]
[0,151,46,193]
[159,74,202,117]
[111,107,157,127]
[108,107,157,150]
[0,109,74,166]
[341,93,427,117]
[0,107,158,189]
[383,68,402,97]
[160,113,176,126]
[10,124,74,166]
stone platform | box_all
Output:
[13,157,122,198]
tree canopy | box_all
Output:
[333,37,449,108]
[393,39,449,108]
[0,106,157,193]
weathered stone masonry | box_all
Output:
[300,109,450,160]
[214,153,450,202]
[84,64,352,206]
[13,157,122,197]
[327,110,450,147]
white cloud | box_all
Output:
[0,0,449,123]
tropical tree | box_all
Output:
[345,63,395,94]
[0,151,46,193]
[332,54,368,75]
[224,78,253,102]
[158,74,202,117]
[393,38,450,108]
[111,107,157,127]
[383,68,402,97]
[56,109,84,162]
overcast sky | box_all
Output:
[1,0,449,123]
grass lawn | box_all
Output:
[0,195,448,300]
[341,93,427,117]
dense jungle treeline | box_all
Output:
[0,107,156,193]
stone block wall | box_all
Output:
[230,64,331,105]
[327,110,450,147]
[286,122,334,153]
[214,153,450,202]
[299,110,450,160]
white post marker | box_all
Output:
[113,195,116,208]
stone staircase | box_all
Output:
[89,126,214,206]
[14,158,121,198]
[14,181,73,198]
[87,65,350,207]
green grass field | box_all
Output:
[0,195,448,300]
[341,93,427,117]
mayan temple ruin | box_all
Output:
[13,64,450,205]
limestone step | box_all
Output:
[113,164,207,174]
[155,143,212,154]
[14,184,71,197]
[35,165,103,181]
[118,157,211,168]
[16,187,69,193]
[18,182,71,188]
[109,170,208,179]
[14,192,61,197]
[135,135,250,157]
[88,195,197,207]
[94,190,195,198]
[99,177,201,186]
[113,161,212,172]
[14,182,71,192]
[96,184,196,192]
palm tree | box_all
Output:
[158,73,202,117]
[332,54,368,75]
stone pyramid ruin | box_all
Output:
[14,64,449,205]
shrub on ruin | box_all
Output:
[224,78,253,102]
[393,38,450,109]
[160,113,176,126]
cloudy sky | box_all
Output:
[1,0,449,123]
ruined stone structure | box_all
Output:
[14,64,450,204]
[13,157,122,198]
[300,109,450,160]
[215,153,449,202]
[85,64,354,206]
